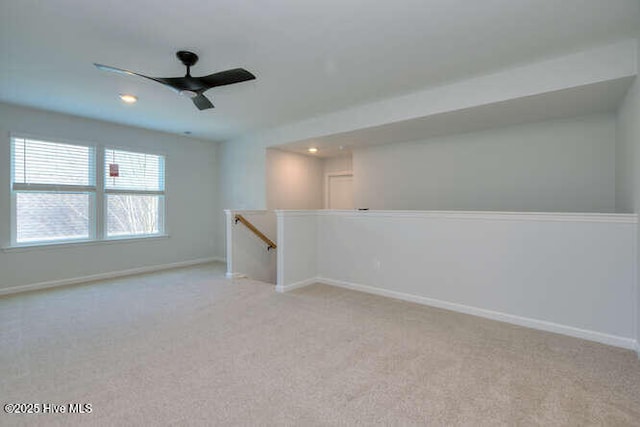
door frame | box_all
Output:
[324,170,353,209]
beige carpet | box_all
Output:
[1,263,639,426]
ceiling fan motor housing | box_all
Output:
[177,51,199,67]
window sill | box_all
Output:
[2,235,170,253]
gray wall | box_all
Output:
[0,103,220,290]
[353,114,617,212]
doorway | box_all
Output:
[325,172,354,209]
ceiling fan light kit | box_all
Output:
[95,51,256,110]
[118,94,137,104]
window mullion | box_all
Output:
[96,145,105,240]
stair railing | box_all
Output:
[234,214,277,251]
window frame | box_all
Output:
[103,146,166,240]
[8,133,167,249]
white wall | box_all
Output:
[0,103,219,291]
[216,139,266,258]
[615,79,639,213]
[353,114,616,212]
[615,44,640,349]
[225,210,276,283]
[277,210,637,349]
[276,211,317,291]
[218,41,636,212]
[322,155,353,209]
[266,149,323,210]
[323,155,352,175]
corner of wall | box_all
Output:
[615,34,640,351]
[218,137,268,210]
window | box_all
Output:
[12,137,95,244]
[104,149,165,238]
[10,135,165,246]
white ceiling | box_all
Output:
[1,0,638,142]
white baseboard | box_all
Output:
[0,257,219,297]
[212,257,226,263]
[275,277,318,293]
[315,277,638,351]
[225,272,247,279]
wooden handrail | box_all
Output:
[234,214,277,250]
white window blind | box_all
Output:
[104,148,165,238]
[12,137,95,244]
[105,149,164,192]
[13,138,93,187]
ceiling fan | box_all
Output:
[94,51,256,110]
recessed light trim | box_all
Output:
[308,147,318,153]
[119,94,138,104]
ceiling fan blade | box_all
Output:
[192,94,214,110]
[94,63,168,86]
[154,77,200,92]
[95,52,255,110]
[199,68,256,89]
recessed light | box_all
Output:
[119,94,137,104]
[308,147,318,153]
